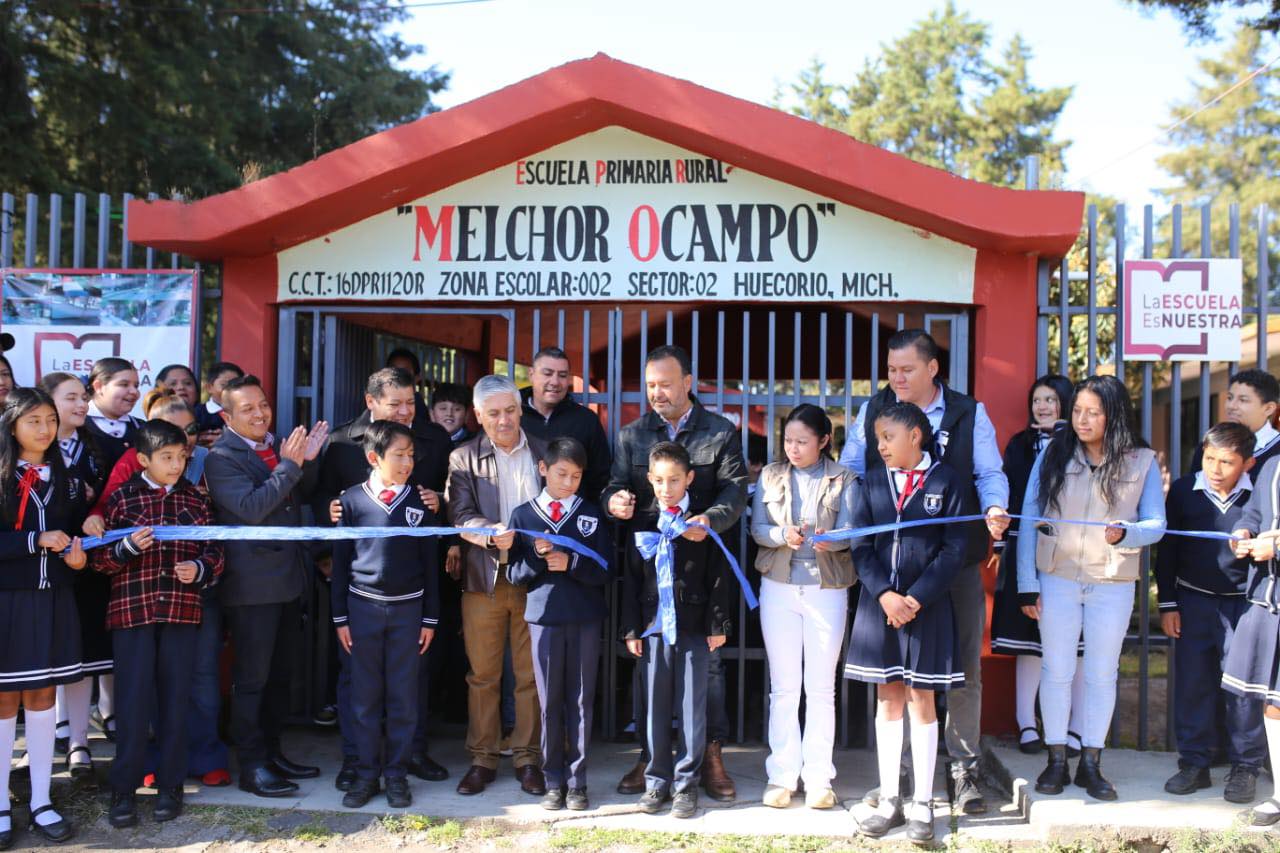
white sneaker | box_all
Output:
[762,784,792,808]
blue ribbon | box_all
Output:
[78,525,611,570]
[808,513,1238,544]
[634,512,760,646]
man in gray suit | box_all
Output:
[205,375,329,798]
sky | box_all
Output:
[394,0,1276,208]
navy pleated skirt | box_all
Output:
[1222,601,1280,709]
[843,584,965,691]
[0,586,83,691]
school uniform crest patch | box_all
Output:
[923,493,943,516]
[577,515,599,537]
[405,507,424,527]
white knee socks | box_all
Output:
[910,720,938,809]
[53,685,68,741]
[1067,663,1086,749]
[0,716,14,833]
[96,674,115,729]
[1015,656,1040,739]
[1260,716,1280,814]
[25,706,62,824]
[64,678,93,754]
[875,715,904,808]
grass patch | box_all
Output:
[426,818,465,845]
[189,803,273,838]
[293,816,338,843]
[548,827,859,853]
[381,812,437,833]
[1169,825,1280,853]
[467,819,507,840]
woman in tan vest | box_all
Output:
[1016,375,1165,801]
[750,404,856,810]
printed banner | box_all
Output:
[1122,259,1244,362]
[1,269,198,416]
[277,127,978,305]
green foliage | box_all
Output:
[0,0,448,198]
[1130,0,1280,39]
[782,2,1071,189]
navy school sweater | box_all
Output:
[506,494,610,626]
[330,481,440,628]
[0,471,88,590]
[1155,473,1252,611]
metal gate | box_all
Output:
[278,302,971,745]
[1036,202,1276,751]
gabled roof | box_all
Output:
[128,53,1083,260]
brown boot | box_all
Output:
[701,740,736,801]
[617,756,647,795]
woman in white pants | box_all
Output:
[751,404,857,809]
[1017,375,1166,801]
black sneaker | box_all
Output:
[1164,765,1211,795]
[671,789,698,819]
[638,788,669,814]
[154,787,183,822]
[952,772,986,815]
[334,757,359,792]
[565,788,589,811]
[541,788,566,811]
[1224,764,1259,804]
[341,779,380,809]
[386,777,412,809]
[108,790,137,829]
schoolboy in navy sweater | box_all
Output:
[621,441,732,820]
[331,420,439,810]
[506,438,610,811]
[1157,422,1265,802]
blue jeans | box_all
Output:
[1038,572,1133,748]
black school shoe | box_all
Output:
[385,777,412,809]
[108,792,137,829]
[154,788,183,822]
[541,788,565,811]
[906,801,934,844]
[1164,765,1211,795]
[637,788,669,814]
[1036,745,1071,795]
[1018,726,1044,755]
[566,788,589,811]
[407,753,449,782]
[334,757,359,792]
[671,789,698,819]
[858,796,904,838]
[342,779,381,809]
[27,805,73,843]
[1224,764,1259,804]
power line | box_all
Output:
[1073,48,1280,188]
[78,0,493,14]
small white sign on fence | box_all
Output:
[1122,258,1244,362]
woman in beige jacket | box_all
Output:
[750,405,857,810]
[1016,375,1165,802]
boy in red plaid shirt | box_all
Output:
[93,420,224,828]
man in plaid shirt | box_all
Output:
[93,420,224,828]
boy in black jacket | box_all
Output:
[1158,422,1265,802]
[507,438,610,811]
[622,441,732,820]
[331,420,439,810]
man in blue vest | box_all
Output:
[838,329,1010,814]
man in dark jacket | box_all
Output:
[519,347,611,502]
[205,376,327,798]
[602,345,748,803]
[313,367,453,789]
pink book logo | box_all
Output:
[1122,259,1243,363]
[33,332,122,382]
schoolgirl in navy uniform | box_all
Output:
[0,388,90,847]
[844,402,967,844]
[1222,454,1280,825]
[77,357,143,742]
[39,372,108,779]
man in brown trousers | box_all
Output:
[447,374,548,797]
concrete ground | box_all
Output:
[7,726,1280,849]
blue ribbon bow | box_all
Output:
[634,511,760,647]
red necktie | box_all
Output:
[15,467,41,530]
[254,447,279,470]
[549,500,563,522]
[896,470,925,513]
[379,489,397,505]
[667,506,681,516]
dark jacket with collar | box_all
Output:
[601,399,748,536]
[205,428,319,607]
[0,471,87,590]
[620,508,734,640]
[518,387,612,503]
[506,496,610,625]
[312,410,452,522]
[446,430,548,595]
[864,383,987,564]
[85,414,145,471]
